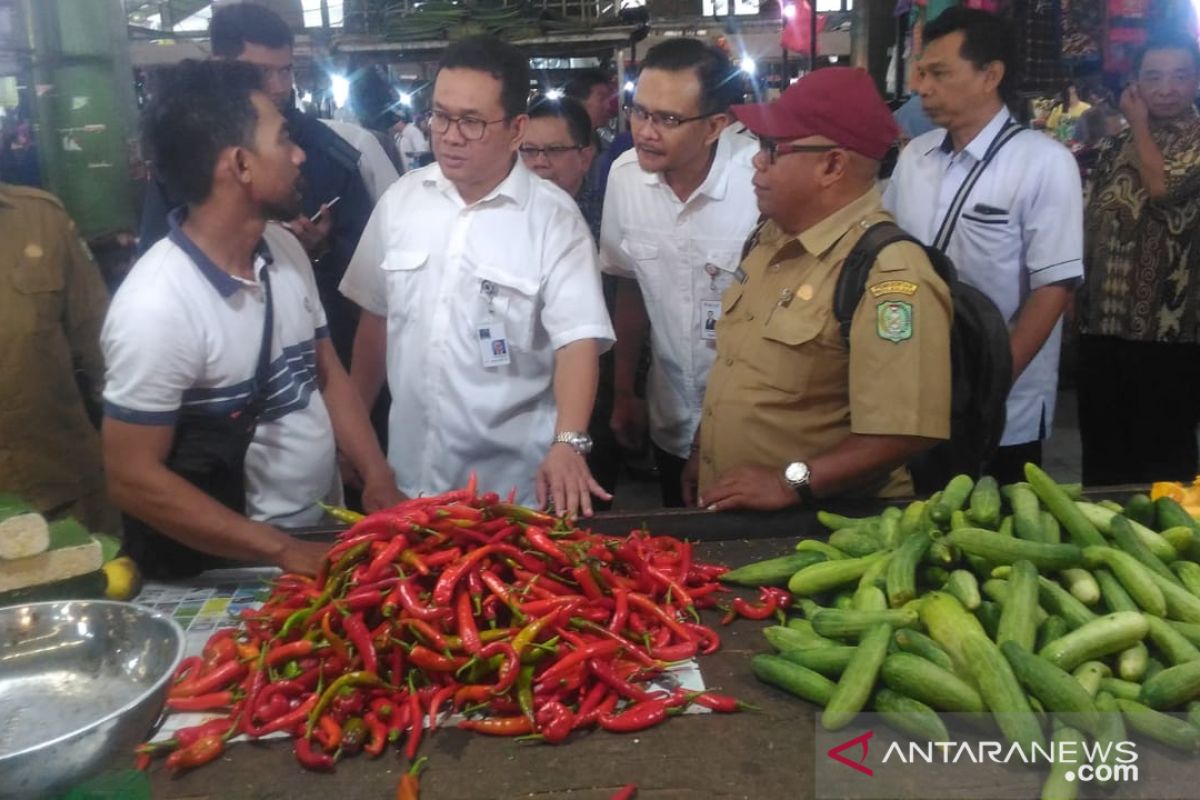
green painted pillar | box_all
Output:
[23,0,136,237]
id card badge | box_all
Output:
[477,320,512,367]
[700,299,721,341]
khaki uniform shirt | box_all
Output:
[698,189,952,498]
[0,184,110,515]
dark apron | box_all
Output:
[121,271,275,579]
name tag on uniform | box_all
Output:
[477,320,511,367]
[699,299,721,341]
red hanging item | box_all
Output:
[780,0,826,55]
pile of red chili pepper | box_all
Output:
[137,482,747,778]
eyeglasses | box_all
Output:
[624,103,721,130]
[519,144,586,160]
[757,138,840,165]
[429,110,510,141]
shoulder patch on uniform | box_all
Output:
[868,279,918,298]
[876,300,913,343]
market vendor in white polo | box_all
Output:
[339,36,615,516]
[102,60,400,579]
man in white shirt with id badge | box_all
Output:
[599,38,759,506]
[883,8,1083,483]
[340,37,615,516]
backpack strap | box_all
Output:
[931,117,1023,252]
[833,221,922,345]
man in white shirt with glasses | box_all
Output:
[599,38,759,506]
[340,37,614,516]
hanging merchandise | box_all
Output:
[1014,0,1065,93]
[1062,0,1104,66]
[1104,0,1150,75]
[780,0,826,56]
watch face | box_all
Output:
[785,462,809,485]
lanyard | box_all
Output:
[931,117,1023,252]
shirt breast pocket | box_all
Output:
[957,208,1016,255]
[381,249,428,320]
[471,264,539,352]
[9,260,64,333]
[755,310,835,395]
[701,245,743,295]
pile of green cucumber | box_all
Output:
[724,465,1200,797]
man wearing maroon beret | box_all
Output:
[681,68,953,511]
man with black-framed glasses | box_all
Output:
[598,38,759,508]
[339,37,614,517]
[682,68,953,511]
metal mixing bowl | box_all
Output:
[0,600,185,799]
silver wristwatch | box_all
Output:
[554,431,593,455]
[783,461,814,503]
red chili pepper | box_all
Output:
[487,523,522,543]
[399,549,430,576]
[524,525,572,566]
[479,641,519,693]
[257,694,319,736]
[587,658,657,702]
[572,565,605,601]
[427,682,457,731]
[321,612,350,665]
[134,751,152,771]
[363,711,388,757]
[362,536,406,584]
[314,714,343,752]
[175,718,237,749]
[395,756,427,800]
[255,691,291,721]
[343,612,378,675]
[166,691,236,712]
[575,690,619,729]
[456,591,482,655]
[432,544,501,606]
[421,547,462,567]
[598,699,669,733]
[396,579,452,621]
[453,683,493,711]
[404,691,423,760]
[627,593,694,643]
[165,734,224,772]
[535,700,575,744]
[294,736,335,772]
[610,783,638,800]
[170,659,247,698]
[649,641,699,662]
[535,640,621,687]
[609,588,630,634]
[339,588,385,612]
[264,639,316,669]
[172,655,203,685]
[202,631,238,668]
[693,691,754,713]
[683,622,720,655]
[729,594,778,621]
[457,715,534,736]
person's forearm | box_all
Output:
[611,277,649,397]
[323,354,392,480]
[807,434,939,498]
[107,459,292,564]
[1130,120,1167,199]
[349,311,388,409]
[553,339,600,433]
[1010,283,1073,380]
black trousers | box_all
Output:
[653,444,688,509]
[1078,335,1200,487]
[984,440,1044,486]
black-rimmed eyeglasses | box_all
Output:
[624,103,722,130]
[429,109,510,141]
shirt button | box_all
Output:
[725,357,734,366]
[745,312,754,321]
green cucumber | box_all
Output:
[1038,611,1150,671]
[1144,657,1165,681]
[811,608,919,640]
[752,654,836,705]
[1038,615,1070,652]
[1171,560,1200,598]
[1037,576,1098,629]
[822,623,892,730]
[779,646,857,677]
[1072,661,1111,697]
[795,539,849,560]
[1001,640,1101,735]
[921,591,1044,748]
[1040,723,1087,800]
[1162,526,1194,556]
[967,475,1001,528]
[829,528,886,557]
[947,528,1081,570]
[976,600,1002,639]
[893,628,957,673]
[1109,515,1180,585]
[765,624,838,652]
[1010,483,1046,543]
[945,569,982,611]
[898,501,927,541]
[1082,547,1167,618]
[788,552,888,597]
[872,688,949,742]
[880,652,985,713]
[931,475,974,525]
[1167,620,1200,648]
[997,560,1040,652]
[1098,677,1143,701]
[1060,568,1101,606]
[998,516,1015,538]
[886,532,932,608]
[1116,698,1200,752]
[720,551,827,586]
[1040,511,1062,545]
[817,511,877,531]
[1145,568,1200,623]
[1144,615,1200,665]
[1025,464,1106,548]
[878,514,901,550]
[1117,643,1149,682]
[927,539,957,566]
[1076,502,1178,561]
[1094,568,1137,614]
[1155,496,1199,536]
[1138,660,1200,709]
[1123,493,1156,527]
[852,584,888,612]
[1091,692,1128,786]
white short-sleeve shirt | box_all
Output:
[102,213,340,524]
[883,108,1084,446]
[339,160,614,505]
[322,119,400,202]
[599,129,760,458]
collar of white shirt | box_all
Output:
[638,129,737,204]
[926,106,1012,162]
[422,156,532,210]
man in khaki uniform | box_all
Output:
[0,183,120,532]
[683,68,953,511]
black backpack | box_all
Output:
[832,221,1012,495]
